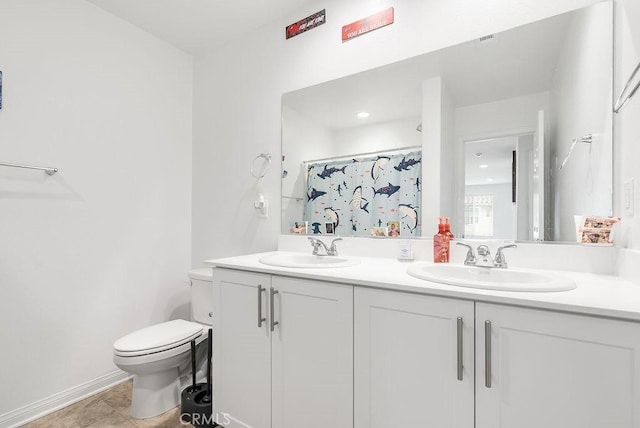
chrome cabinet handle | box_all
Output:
[485,320,492,388]
[270,287,279,332]
[257,285,266,328]
[457,317,463,381]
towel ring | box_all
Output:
[251,153,271,179]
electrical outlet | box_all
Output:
[624,178,635,216]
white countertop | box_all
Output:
[205,251,640,322]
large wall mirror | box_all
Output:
[281,1,613,242]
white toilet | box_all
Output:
[113,268,213,419]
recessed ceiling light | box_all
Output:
[357,112,370,119]
[479,164,489,168]
[487,178,494,182]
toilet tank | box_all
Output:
[188,268,213,325]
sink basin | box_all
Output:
[259,253,360,269]
[406,264,576,292]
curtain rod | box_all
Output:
[302,145,421,165]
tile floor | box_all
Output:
[22,380,184,428]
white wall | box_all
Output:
[281,105,334,232]
[550,1,613,241]
[332,117,421,156]
[422,76,456,232]
[422,77,444,229]
[441,82,456,224]
[282,105,334,200]
[614,0,640,250]
[192,0,603,265]
[455,92,550,138]
[0,0,192,420]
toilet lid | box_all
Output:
[114,319,203,356]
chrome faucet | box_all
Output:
[494,244,517,268]
[456,242,477,265]
[475,245,494,268]
[456,243,517,268]
[308,237,342,256]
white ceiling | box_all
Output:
[86,0,314,53]
[465,136,519,186]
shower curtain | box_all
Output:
[303,150,422,237]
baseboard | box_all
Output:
[0,370,131,428]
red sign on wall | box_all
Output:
[342,7,394,42]
[286,9,326,39]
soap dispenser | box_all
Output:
[433,217,449,263]
[444,217,454,244]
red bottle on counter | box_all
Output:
[433,217,449,263]
[444,217,454,247]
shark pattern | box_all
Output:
[317,164,347,179]
[373,182,401,198]
[394,157,421,171]
[399,204,419,232]
[307,165,315,182]
[303,150,421,238]
[371,156,391,182]
[324,207,340,228]
[349,186,369,213]
[307,188,327,201]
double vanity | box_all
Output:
[206,240,640,428]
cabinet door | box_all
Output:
[354,287,475,428]
[213,268,272,428]
[476,302,640,428]
[271,276,353,428]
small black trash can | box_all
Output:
[180,328,215,427]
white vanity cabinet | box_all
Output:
[211,260,640,428]
[213,269,271,428]
[212,268,353,428]
[475,303,640,428]
[354,287,475,428]
[353,289,640,428]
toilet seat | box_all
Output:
[114,319,203,357]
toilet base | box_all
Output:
[130,368,180,419]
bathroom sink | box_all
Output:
[406,264,576,292]
[259,253,360,269]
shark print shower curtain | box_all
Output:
[303,150,422,237]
